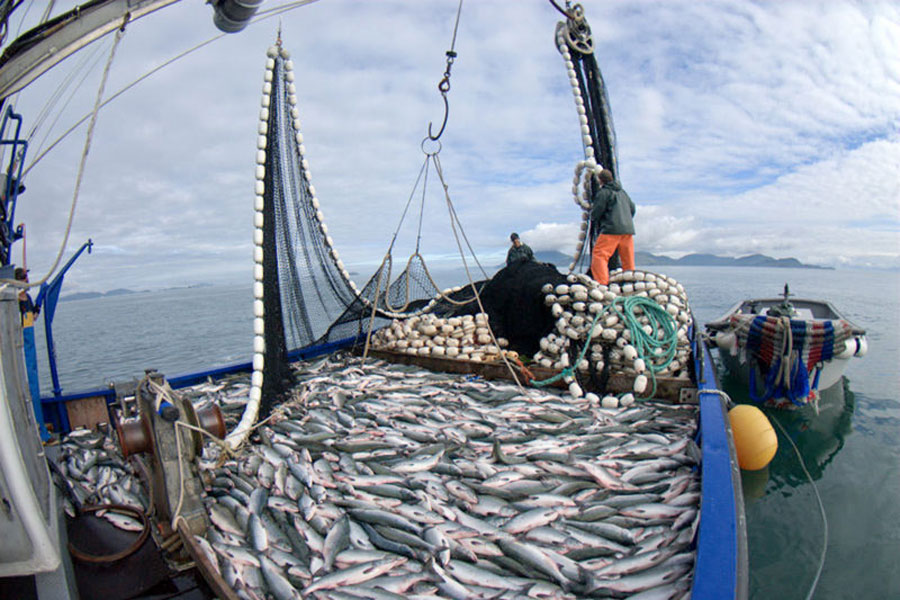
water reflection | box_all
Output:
[722,372,856,499]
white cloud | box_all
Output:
[4,0,898,293]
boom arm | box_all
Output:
[0,0,181,102]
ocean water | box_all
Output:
[32,266,900,599]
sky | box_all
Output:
[3,0,899,293]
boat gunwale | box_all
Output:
[705,297,865,335]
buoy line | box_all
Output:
[771,415,829,600]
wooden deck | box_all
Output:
[361,348,698,403]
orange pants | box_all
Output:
[590,234,635,284]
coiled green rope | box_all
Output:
[531,295,680,399]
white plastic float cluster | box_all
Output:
[368,312,515,362]
[367,281,475,321]
[532,270,693,403]
[557,28,599,273]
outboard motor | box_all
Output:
[211,0,263,33]
[766,283,797,318]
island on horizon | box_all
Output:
[519,250,832,270]
[60,282,214,302]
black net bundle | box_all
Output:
[474,260,568,356]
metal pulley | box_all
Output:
[115,371,225,536]
[562,4,594,55]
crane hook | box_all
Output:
[426,0,463,141]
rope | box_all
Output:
[361,259,388,361]
[22,0,324,179]
[531,309,602,389]
[2,24,124,293]
[363,148,484,318]
[431,153,524,392]
[771,415,829,600]
[530,296,679,399]
[67,504,150,563]
[710,385,825,600]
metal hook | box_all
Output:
[428,93,450,141]
[426,0,462,142]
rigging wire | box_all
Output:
[386,155,429,255]
[548,0,573,19]
[32,49,106,161]
[29,41,106,147]
[415,157,429,252]
[427,0,463,141]
[22,0,323,178]
[432,151,525,391]
[7,20,125,292]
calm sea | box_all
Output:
[33,266,900,599]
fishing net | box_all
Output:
[256,10,620,408]
[556,14,620,274]
[475,260,568,356]
[257,50,486,407]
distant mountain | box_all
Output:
[60,291,103,302]
[534,250,573,265]
[62,288,138,302]
[638,251,831,269]
[501,250,830,270]
[104,288,135,296]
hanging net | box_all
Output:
[555,7,620,274]
[245,44,484,425]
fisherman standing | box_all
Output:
[590,169,635,284]
[506,232,535,267]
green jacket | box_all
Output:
[591,181,635,235]
[506,242,535,266]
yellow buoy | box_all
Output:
[729,404,778,471]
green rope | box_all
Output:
[531,295,680,399]
[531,310,603,388]
[607,296,679,398]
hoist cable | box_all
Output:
[4,23,124,291]
[22,0,324,178]
[415,157,429,253]
[427,0,464,141]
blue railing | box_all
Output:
[39,333,367,433]
[691,331,749,599]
